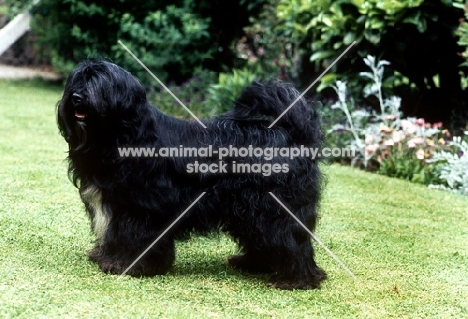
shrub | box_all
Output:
[328,56,447,185]
[328,56,395,166]
[241,0,300,82]
[429,133,468,195]
[367,117,447,185]
[274,0,466,125]
[455,1,468,93]
[205,68,256,115]
[148,70,217,119]
[112,5,214,84]
[30,0,265,81]
[3,0,33,18]
[456,1,468,69]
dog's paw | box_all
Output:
[268,268,327,290]
[88,247,170,277]
[268,278,320,290]
[98,259,131,275]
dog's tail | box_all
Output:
[229,80,323,146]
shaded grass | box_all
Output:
[0,79,467,318]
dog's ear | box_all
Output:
[107,63,148,116]
[57,98,72,142]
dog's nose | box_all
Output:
[72,93,83,106]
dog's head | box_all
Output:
[57,60,148,149]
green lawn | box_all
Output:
[0,79,467,318]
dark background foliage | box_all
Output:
[30,0,266,84]
[2,0,468,129]
[269,0,468,128]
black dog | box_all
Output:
[57,60,326,289]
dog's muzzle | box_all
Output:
[72,93,87,120]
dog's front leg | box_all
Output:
[80,184,175,276]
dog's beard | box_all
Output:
[73,120,88,151]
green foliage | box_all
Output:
[328,56,447,185]
[148,70,217,119]
[429,133,468,195]
[206,68,256,114]
[369,117,446,185]
[3,0,33,17]
[30,0,265,81]
[241,0,300,81]
[112,4,214,84]
[377,149,434,184]
[31,0,118,76]
[274,0,465,101]
[456,1,468,69]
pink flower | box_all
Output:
[365,135,375,145]
[412,137,425,145]
[407,140,416,148]
[392,131,404,143]
[383,115,396,121]
[401,120,416,134]
[401,120,411,129]
[432,122,443,129]
[414,118,425,126]
[416,149,425,160]
[383,139,394,146]
[365,144,379,156]
[406,127,417,135]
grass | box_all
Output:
[0,78,467,318]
